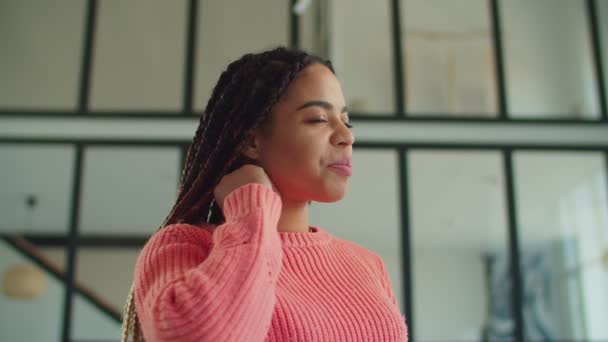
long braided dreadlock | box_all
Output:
[120,46,334,341]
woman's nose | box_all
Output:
[332,122,355,146]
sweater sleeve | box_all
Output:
[133,183,283,342]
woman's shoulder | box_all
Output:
[142,222,216,251]
[334,237,382,265]
[135,223,218,273]
[331,238,388,284]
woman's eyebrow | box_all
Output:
[297,100,348,113]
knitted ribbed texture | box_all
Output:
[133,183,408,341]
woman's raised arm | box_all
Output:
[134,183,283,341]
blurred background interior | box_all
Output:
[1,0,608,341]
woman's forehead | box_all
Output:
[284,64,342,104]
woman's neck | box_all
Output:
[277,198,310,233]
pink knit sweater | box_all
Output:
[133,183,408,341]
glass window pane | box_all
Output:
[514,151,608,340]
[90,0,187,111]
[402,0,498,117]
[79,147,180,235]
[0,242,65,341]
[72,247,139,340]
[0,0,85,109]
[310,150,404,311]
[299,0,330,60]
[0,145,75,234]
[408,150,510,340]
[72,292,121,340]
[501,0,600,119]
[37,247,67,275]
[194,0,288,111]
[330,0,395,114]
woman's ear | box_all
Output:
[242,146,258,160]
[242,132,261,160]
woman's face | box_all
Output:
[253,63,355,203]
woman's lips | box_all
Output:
[328,164,352,176]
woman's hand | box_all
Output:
[213,164,277,211]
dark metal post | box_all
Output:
[489,0,508,120]
[289,0,300,48]
[586,0,608,121]
[398,148,414,340]
[61,144,85,342]
[63,0,98,339]
[503,148,524,341]
[77,0,98,114]
[183,0,199,115]
[391,0,405,116]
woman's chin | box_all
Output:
[314,188,348,203]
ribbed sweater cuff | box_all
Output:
[223,183,282,222]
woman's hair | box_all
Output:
[121,46,333,341]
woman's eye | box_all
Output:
[308,119,353,129]
[309,119,328,123]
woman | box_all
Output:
[121,46,408,341]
